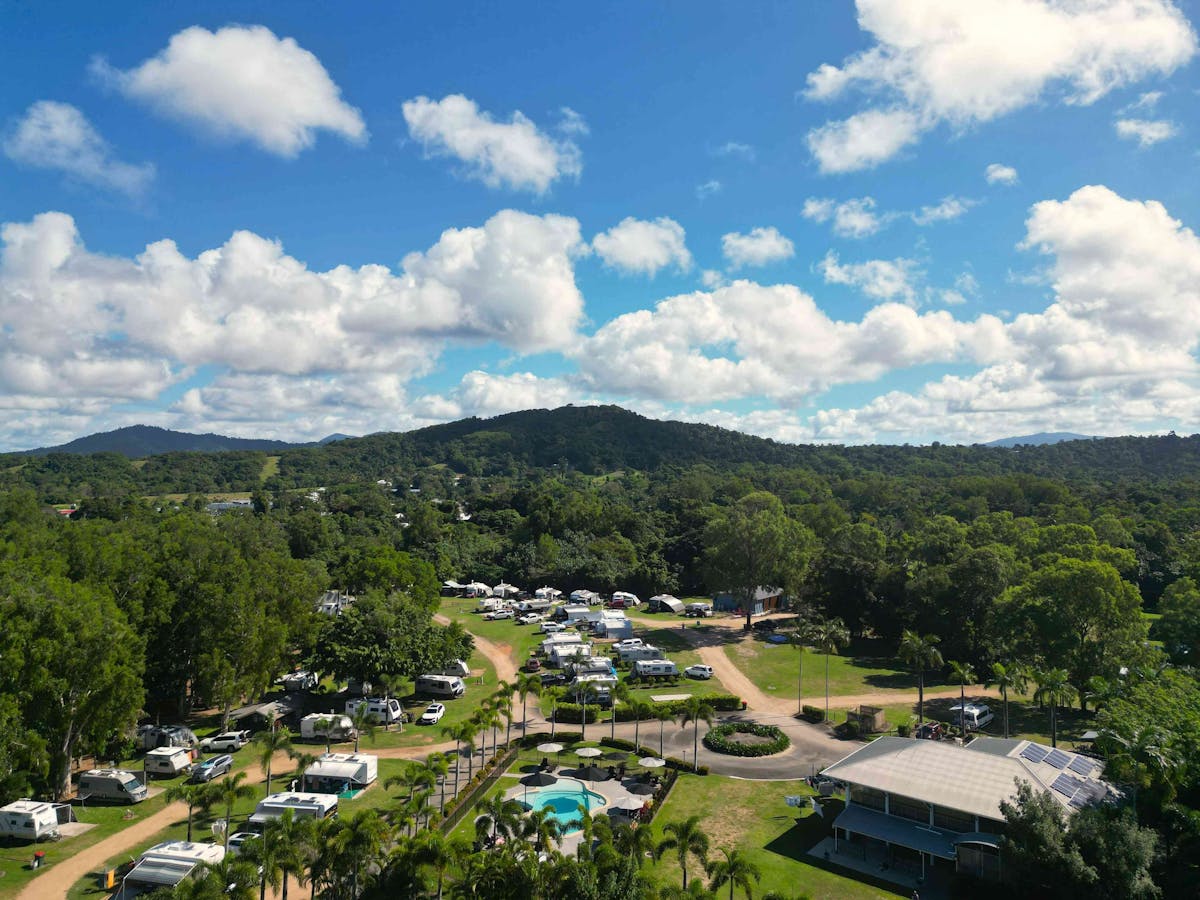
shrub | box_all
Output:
[839,721,860,740]
[600,737,637,751]
[664,757,690,771]
[801,705,825,723]
[613,693,743,721]
[551,703,598,724]
[702,723,790,757]
[896,723,911,738]
[696,765,709,775]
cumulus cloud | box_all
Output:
[696,180,722,199]
[592,217,691,276]
[721,227,795,268]
[557,107,589,136]
[92,25,366,156]
[402,94,582,193]
[911,195,976,226]
[3,101,154,197]
[802,196,886,238]
[1114,117,1178,146]
[413,370,578,421]
[804,0,1196,172]
[985,163,1019,185]
[819,251,919,302]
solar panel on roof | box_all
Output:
[1020,744,1050,764]
[1068,756,1095,777]
[1045,749,1071,769]
[1068,794,1089,809]
[1051,773,1081,797]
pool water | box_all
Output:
[522,779,606,833]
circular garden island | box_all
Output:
[703,722,790,757]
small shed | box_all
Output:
[846,705,889,734]
[712,586,785,616]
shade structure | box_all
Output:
[493,583,518,596]
[575,747,603,759]
[628,782,657,795]
[602,750,628,761]
[520,772,558,788]
[536,743,564,754]
[577,765,609,781]
[638,757,666,768]
[612,797,645,812]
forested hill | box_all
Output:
[2,405,1200,501]
[21,424,303,457]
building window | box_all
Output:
[888,795,929,823]
[850,785,886,812]
[933,806,975,833]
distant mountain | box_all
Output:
[319,433,356,444]
[984,432,1096,448]
[21,425,304,458]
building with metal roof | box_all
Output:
[819,736,1119,884]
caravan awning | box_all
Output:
[125,858,196,886]
[306,761,363,781]
[833,805,957,860]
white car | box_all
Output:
[485,609,514,620]
[540,622,566,634]
[418,703,446,725]
[516,613,544,625]
[614,638,644,651]
[684,665,714,680]
[200,730,250,752]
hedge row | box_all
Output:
[703,722,790,757]
[801,705,825,723]
[613,693,743,721]
[550,703,599,724]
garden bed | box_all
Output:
[703,722,790,757]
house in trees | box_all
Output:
[317,590,356,616]
[712,586,785,616]
[820,736,1119,885]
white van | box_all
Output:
[633,659,679,678]
[345,697,406,725]
[0,800,61,841]
[300,713,357,742]
[415,674,465,699]
[145,746,194,778]
[78,769,148,804]
[949,702,995,731]
[685,602,714,618]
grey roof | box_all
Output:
[821,736,1116,821]
[833,805,957,859]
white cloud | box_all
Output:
[700,270,726,289]
[802,196,885,238]
[721,227,795,268]
[3,101,154,197]
[92,25,366,157]
[985,163,1019,185]
[1123,90,1163,111]
[402,94,581,193]
[557,107,589,136]
[413,371,578,421]
[1114,117,1178,146]
[819,251,919,302]
[592,217,691,276]
[911,195,976,226]
[804,0,1197,171]
[696,179,722,199]
[713,141,756,161]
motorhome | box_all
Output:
[617,644,664,662]
[633,659,680,678]
[0,800,63,841]
[345,697,406,725]
[299,714,357,743]
[121,841,225,895]
[78,769,148,804]
[303,753,379,793]
[415,674,466,698]
[249,793,338,828]
[144,746,194,778]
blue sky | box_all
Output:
[3,1,1200,450]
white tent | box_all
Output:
[443,580,464,590]
[493,583,519,597]
[535,586,563,599]
[464,582,493,597]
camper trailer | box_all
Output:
[517,598,552,614]
[568,657,616,678]
[345,697,406,725]
[299,714,357,743]
[144,746,194,778]
[121,841,225,895]
[433,659,471,678]
[414,674,466,698]
[0,800,62,842]
[649,595,685,614]
[617,644,664,662]
[135,724,198,751]
[303,753,379,793]
[249,793,338,827]
[633,659,680,678]
[548,642,593,667]
[78,769,148,804]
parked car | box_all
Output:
[613,638,644,651]
[684,664,714,680]
[516,613,544,625]
[189,754,234,783]
[485,609,514,620]
[418,703,446,725]
[200,730,250,752]
[540,622,566,634]
[523,657,542,672]
[914,722,944,741]
[751,619,779,632]
[539,672,568,687]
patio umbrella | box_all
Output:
[536,742,564,754]
[638,757,666,769]
[576,747,603,759]
[613,797,645,811]
[521,772,558,787]
[602,750,628,761]
[628,782,656,795]
[577,765,609,781]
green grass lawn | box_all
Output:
[723,634,952,702]
[646,774,903,899]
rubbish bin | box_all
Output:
[103,869,117,889]
[31,850,45,869]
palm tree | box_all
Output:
[614,821,657,865]
[385,762,434,803]
[898,630,943,724]
[478,705,502,760]
[611,682,632,741]
[707,847,761,900]
[657,815,710,890]
[947,660,977,734]
[520,807,564,854]
[656,705,675,757]
[658,884,717,900]
[493,689,514,748]
[333,809,391,899]
[412,830,464,900]
[474,794,524,843]
[541,686,564,739]
[423,752,451,813]
[1102,724,1181,810]
[812,618,850,723]
[263,809,306,900]
[213,772,255,851]
[347,704,379,753]
[790,623,816,716]
[629,699,653,750]
[985,661,1029,739]
[253,721,293,797]
[678,698,716,772]
[285,749,321,793]
[516,672,542,739]
[164,782,218,842]
[1032,668,1076,749]
[576,682,601,742]
[442,722,475,795]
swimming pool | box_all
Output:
[520,778,607,833]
